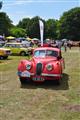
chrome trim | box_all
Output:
[46,64,53,71]
[26,64,31,70]
[18,72,62,77]
[30,73,62,77]
[42,73,62,77]
[18,72,34,76]
[36,62,43,75]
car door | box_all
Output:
[11,44,21,55]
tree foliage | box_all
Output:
[59,7,80,40]
[0,6,80,41]
[10,27,26,37]
[17,18,31,30]
[17,8,80,40]
[17,16,57,39]
[17,16,42,39]
[45,19,57,39]
[27,16,40,39]
[0,12,12,36]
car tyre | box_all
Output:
[4,56,8,59]
[55,77,62,85]
[19,77,27,84]
[0,56,4,60]
[20,51,26,56]
[55,80,60,85]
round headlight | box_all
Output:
[46,64,53,71]
[26,64,31,70]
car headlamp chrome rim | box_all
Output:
[26,64,31,70]
[46,64,53,71]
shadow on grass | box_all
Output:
[0,58,12,62]
[21,73,69,90]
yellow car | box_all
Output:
[0,48,11,59]
[4,43,30,56]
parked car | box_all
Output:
[18,47,65,85]
[0,39,5,47]
[0,48,11,59]
[3,43,31,56]
[71,41,79,47]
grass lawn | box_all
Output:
[0,47,80,120]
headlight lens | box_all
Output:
[26,64,31,70]
[46,64,53,71]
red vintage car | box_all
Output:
[18,47,65,85]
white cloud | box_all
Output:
[3,0,78,6]
[8,12,34,25]
[15,0,79,3]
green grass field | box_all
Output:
[0,47,80,120]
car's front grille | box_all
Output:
[36,63,42,75]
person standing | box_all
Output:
[68,40,72,50]
[64,42,67,52]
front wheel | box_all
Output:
[0,56,4,60]
[19,77,27,84]
[4,56,8,59]
[19,77,31,85]
[20,51,26,56]
[55,77,62,85]
[55,80,60,85]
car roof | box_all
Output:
[0,48,10,50]
[34,47,60,52]
[6,42,22,45]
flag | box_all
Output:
[39,20,44,46]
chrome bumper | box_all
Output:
[42,73,62,77]
[18,71,62,77]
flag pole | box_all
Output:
[39,20,44,47]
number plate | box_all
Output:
[32,76,44,81]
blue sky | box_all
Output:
[1,0,80,25]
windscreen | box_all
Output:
[34,50,58,57]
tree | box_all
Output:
[0,12,12,36]
[0,1,2,9]
[10,27,26,37]
[27,16,41,39]
[17,18,30,30]
[45,19,57,39]
[17,16,45,39]
[59,7,80,41]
